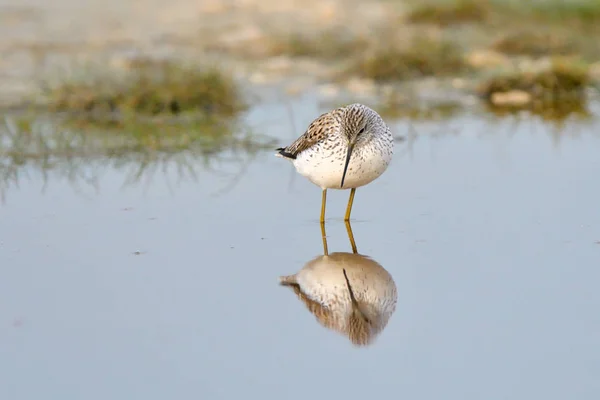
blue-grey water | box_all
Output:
[1,95,600,400]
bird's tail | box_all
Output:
[275,147,296,160]
[279,274,298,286]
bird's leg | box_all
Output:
[320,189,329,256]
[344,188,356,222]
[320,220,329,256]
[345,219,358,254]
[320,189,327,224]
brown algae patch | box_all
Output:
[344,36,469,82]
[478,60,591,118]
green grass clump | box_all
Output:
[518,0,600,26]
[346,37,468,82]
[492,31,574,57]
[29,60,260,153]
[44,61,246,118]
[406,0,600,29]
[269,30,370,59]
[478,60,590,117]
[407,0,489,26]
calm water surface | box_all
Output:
[1,97,600,400]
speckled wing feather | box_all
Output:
[276,109,340,159]
[288,284,341,333]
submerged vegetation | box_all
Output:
[478,60,591,117]
[407,0,489,26]
[43,60,246,118]
[2,0,600,201]
[406,0,600,28]
[377,94,466,120]
[344,36,468,82]
[1,0,600,157]
[0,111,274,162]
[0,58,274,202]
[517,0,600,26]
[337,0,600,118]
[491,31,574,57]
[268,30,370,60]
[238,0,599,119]
[0,114,275,202]
[18,59,261,153]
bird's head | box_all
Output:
[340,104,379,188]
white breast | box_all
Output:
[293,135,393,190]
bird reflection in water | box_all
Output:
[279,221,397,346]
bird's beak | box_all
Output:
[343,269,370,324]
[340,142,355,188]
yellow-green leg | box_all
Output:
[320,189,328,255]
[320,189,327,224]
[345,219,358,254]
[344,188,356,222]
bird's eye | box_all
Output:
[358,127,366,134]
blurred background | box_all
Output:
[1,1,600,399]
[1,0,600,193]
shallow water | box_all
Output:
[2,95,600,400]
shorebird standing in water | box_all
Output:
[276,103,394,223]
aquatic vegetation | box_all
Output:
[0,58,274,203]
[268,30,370,59]
[13,59,260,154]
[42,60,247,118]
[406,0,600,28]
[492,31,575,57]
[345,36,468,82]
[0,114,275,202]
[378,93,466,120]
[478,59,591,118]
[0,113,274,159]
[519,0,600,26]
[407,0,489,26]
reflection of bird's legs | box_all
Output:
[320,221,329,256]
[345,219,358,254]
[320,189,327,224]
[320,189,329,255]
[344,188,356,222]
